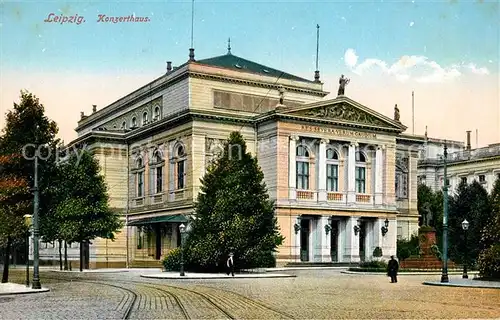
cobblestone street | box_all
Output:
[1,269,499,319]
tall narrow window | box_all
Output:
[142,112,148,126]
[326,148,339,192]
[131,117,137,128]
[151,150,163,194]
[154,107,161,121]
[136,158,144,197]
[121,121,127,130]
[355,152,366,193]
[176,145,186,189]
[296,145,310,190]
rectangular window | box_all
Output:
[479,175,486,183]
[461,177,467,184]
[326,164,338,192]
[137,172,144,197]
[177,161,185,189]
[355,167,366,193]
[156,167,163,193]
[296,161,309,190]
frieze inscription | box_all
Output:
[301,125,377,139]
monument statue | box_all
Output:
[422,203,433,226]
[337,75,350,96]
[394,104,400,122]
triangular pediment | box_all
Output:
[280,96,407,132]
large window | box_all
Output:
[142,112,148,126]
[355,152,366,193]
[135,158,144,197]
[150,150,163,194]
[326,148,339,192]
[296,145,310,190]
[176,145,186,189]
[154,107,161,121]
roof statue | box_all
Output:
[278,86,285,105]
[337,74,350,96]
[394,104,400,122]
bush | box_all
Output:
[477,244,500,280]
[373,247,383,258]
[431,244,442,261]
[162,248,183,271]
[360,260,387,269]
[397,234,419,261]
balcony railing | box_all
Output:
[327,192,344,202]
[297,190,314,200]
[356,194,371,203]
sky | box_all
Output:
[0,0,499,147]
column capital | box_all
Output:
[377,145,386,151]
[350,141,359,147]
[290,135,300,141]
[320,138,329,145]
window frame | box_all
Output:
[296,145,310,190]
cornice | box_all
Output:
[188,72,328,97]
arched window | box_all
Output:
[121,121,127,130]
[142,112,148,126]
[151,150,163,194]
[296,145,310,190]
[175,145,186,189]
[355,151,366,193]
[135,157,144,197]
[326,148,339,192]
[131,117,137,128]
[154,107,161,121]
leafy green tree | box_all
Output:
[53,150,122,271]
[174,131,284,272]
[449,180,492,266]
[477,177,500,279]
[417,183,444,252]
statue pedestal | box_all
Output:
[400,228,456,269]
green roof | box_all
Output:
[196,53,314,83]
[128,214,187,226]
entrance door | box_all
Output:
[300,219,309,262]
[330,220,339,262]
[155,225,162,260]
[359,221,366,262]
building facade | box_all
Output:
[37,49,421,268]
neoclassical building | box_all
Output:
[37,48,421,268]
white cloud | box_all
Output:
[409,21,414,27]
[349,53,489,83]
[344,49,358,68]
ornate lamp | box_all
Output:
[294,216,302,234]
[353,219,361,235]
[461,219,469,279]
[325,216,332,235]
[381,218,389,237]
[179,223,186,276]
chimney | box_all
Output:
[466,130,471,151]
[166,61,172,72]
[189,48,195,61]
[92,105,97,113]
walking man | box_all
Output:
[387,255,399,283]
[226,252,235,277]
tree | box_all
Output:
[0,154,30,282]
[176,131,284,272]
[449,180,492,266]
[53,150,122,271]
[477,177,500,279]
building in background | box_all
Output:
[36,48,421,268]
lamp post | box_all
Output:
[461,219,469,279]
[441,142,449,283]
[381,218,389,237]
[32,156,41,289]
[23,214,32,287]
[179,223,186,276]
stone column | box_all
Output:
[293,216,301,262]
[374,146,384,205]
[347,142,357,204]
[382,218,397,260]
[318,139,328,202]
[320,216,331,262]
[289,135,299,201]
[344,216,360,262]
[373,218,383,258]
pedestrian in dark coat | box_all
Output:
[226,252,235,277]
[387,255,399,283]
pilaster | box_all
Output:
[347,142,357,204]
[375,145,384,205]
[344,216,360,262]
[289,135,299,201]
[319,216,331,262]
[318,139,328,202]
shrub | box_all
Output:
[431,244,442,261]
[360,260,387,269]
[373,247,383,258]
[162,248,183,271]
[477,244,500,280]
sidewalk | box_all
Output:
[141,272,296,279]
[341,270,480,276]
[423,277,500,289]
[0,283,50,296]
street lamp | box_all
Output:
[31,155,41,289]
[461,219,469,279]
[23,214,32,287]
[354,219,361,235]
[179,223,186,276]
[441,142,449,283]
[381,218,389,237]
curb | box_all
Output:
[266,267,348,271]
[422,281,500,290]
[341,270,480,276]
[0,288,50,296]
[48,269,129,273]
[140,274,297,280]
